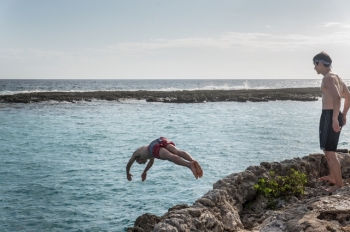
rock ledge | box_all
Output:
[128,153,350,232]
[0,88,321,103]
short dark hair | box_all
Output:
[313,51,332,67]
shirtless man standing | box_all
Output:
[126,137,203,181]
[313,51,350,193]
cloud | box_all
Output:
[319,22,350,28]
[2,30,350,60]
[0,48,65,59]
[102,31,350,54]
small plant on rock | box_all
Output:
[254,169,307,208]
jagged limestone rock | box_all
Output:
[128,153,350,232]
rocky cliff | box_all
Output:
[128,153,350,232]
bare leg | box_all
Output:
[165,144,203,177]
[323,151,343,193]
[159,147,198,179]
[165,144,194,162]
[319,152,336,184]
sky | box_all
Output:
[1,0,350,79]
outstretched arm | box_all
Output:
[342,83,350,126]
[126,151,138,181]
[141,158,154,181]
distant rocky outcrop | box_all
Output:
[127,153,350,232]
[0,88,321,103]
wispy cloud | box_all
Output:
[318,22,350,28]
[0,48,65,59]
[2,31,350,59]
[102,31,350,54]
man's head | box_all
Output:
[135,157,147,164]
[313,51,332,74]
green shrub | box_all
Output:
[254,169,307,208]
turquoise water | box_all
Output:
[1,80,350,231]
[2,99,350,231]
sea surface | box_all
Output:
[0,78,332,95]
[1,79,350,231]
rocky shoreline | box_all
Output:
[127,152,350,232]
[0,87,321,103]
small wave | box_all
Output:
[0,89,116,95]
[0,86,276,95]
[0,89,61,95]
[0,79,322,96]
[156,85,269,91]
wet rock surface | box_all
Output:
[127,153,350,232]
[0,88,321,103]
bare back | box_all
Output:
[135,146,152,160]
[321,73,344,109]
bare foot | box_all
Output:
[322,185,343,194]
[193,160,203,178]
[318,176,336,185]
[190,161,199,179]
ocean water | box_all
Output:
[1,79,350,231]
[0,79,328,95]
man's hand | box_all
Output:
[127,173,133,181]
[333,118,341,132]
[141,172,147,182]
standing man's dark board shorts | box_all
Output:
[319,110,343,151]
